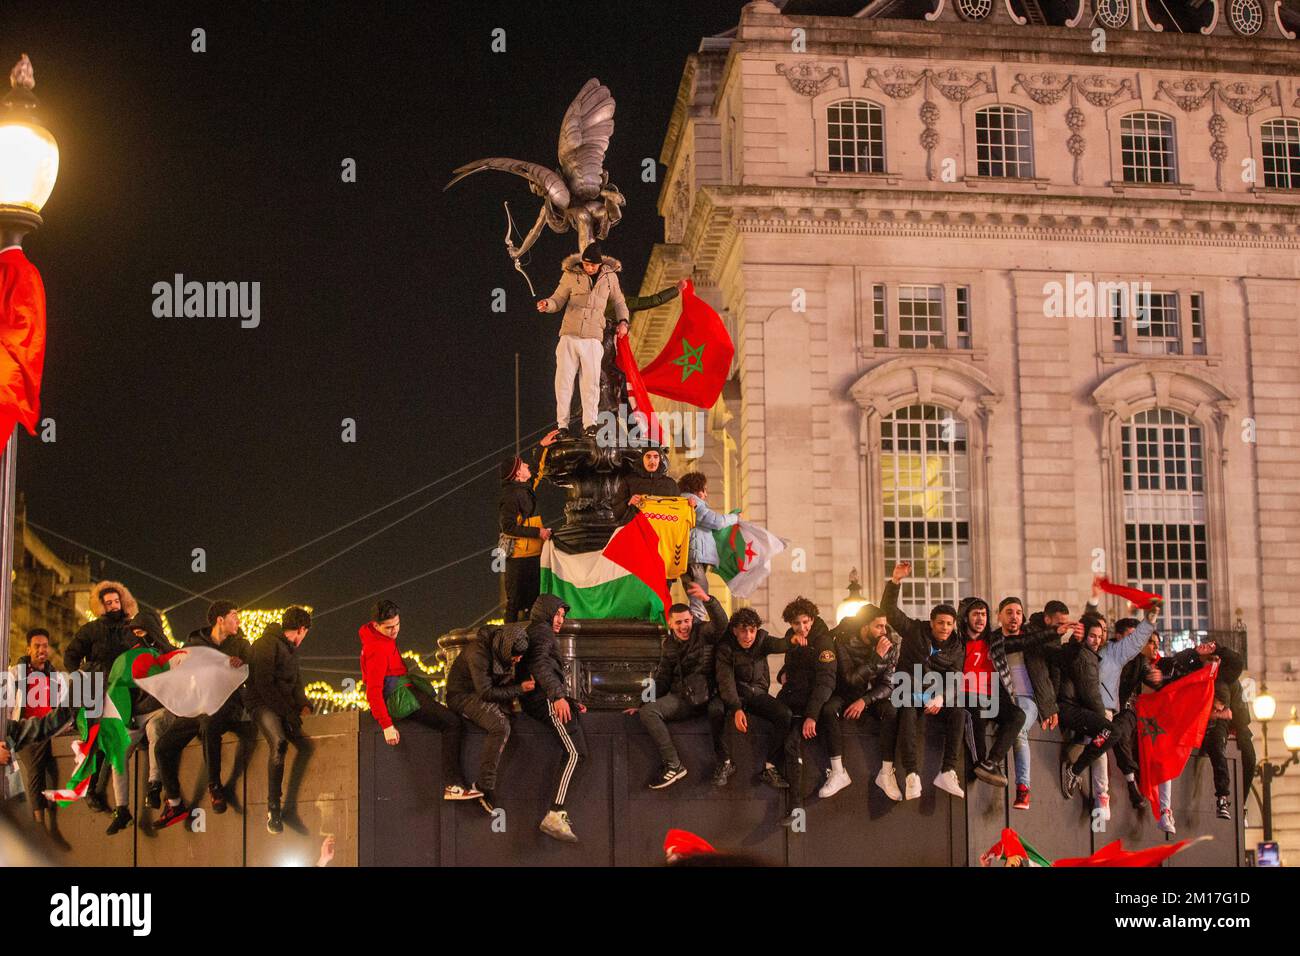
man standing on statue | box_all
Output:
[536,241,629,437]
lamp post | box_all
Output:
[0,54,59,796]
[1250,687,1300,842]
[836,567,868,624]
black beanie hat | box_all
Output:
[501,455,524,481]
[581,241,603,263]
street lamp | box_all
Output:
[836,567,869,623]
[1250,688,1300,842]
[0,55,58,799]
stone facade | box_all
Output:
[633,2,1300,856]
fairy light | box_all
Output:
[303,648,447,713]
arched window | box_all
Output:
[1120,112,1177,184]
[827,99,884,174]
[881,404,971,615]
[975,106,1034,178]
[1121,408,1210,643]
[1261,118,1300,189]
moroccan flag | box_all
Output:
[1137,662,1217,819]
[615,335,664,447]
[711,520,785,599]
[0,247,47,443]
[979,828,1052,867]
[540,513,671,625]
[1096,577,1162,610]
[636,280,733,409]
[1054,836,1211,868]
[664,829,716,861]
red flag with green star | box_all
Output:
[636,280,733,409]
[1136,662,1216,819]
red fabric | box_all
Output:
[130,649,186,681]
[602,512,672,627]
[1096,577,1162,610]
[358,622,406,729]
[20,668,51,718]
[664,828,716,859]
[0,248,47,443]
[636,281,733,409]
[1137,662,1217,819]
[1054,837,1200,868]
[961,638,994,697]
[615,335,663,446]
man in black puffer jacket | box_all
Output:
[1058,614,1116,798]
[881,561,967,800]
[715,607,794,790]
[819,604,901,800]
[446,621,532,813]
[628,583,728,790]
[521,593,587,843]
[773,597,836,816]
[246,606,313,835]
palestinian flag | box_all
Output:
[540,512,671,624]
[980,828,1053,867]
[711,520,785,599]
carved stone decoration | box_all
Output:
[776,62,843,97]
[956,0,992,18]
[1012,73,1135,185]
[1156,79,1278,189]
[1217,81,1275,115]
[1095,0,1131,28]
[1229,0,1264,35]
[666,172,689,244]
[865,67,992,181]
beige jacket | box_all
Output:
[542,254,629,340]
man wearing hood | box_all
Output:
[625,582,728,791]
[520,593,588,842]
[624,446,680,509]
[959,596,1026,789]
[820,604,900,800]
[123,609,176,813]
[246,606,314,835]
[498,430,558,623]
[880,561,966,800]
[537,240,629,437]
[445,620,534,814]
[715,607,796,790]
[773,597,837,821]
[155,600,254,828]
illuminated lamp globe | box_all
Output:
[0,55,59,231]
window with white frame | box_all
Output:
[975,106,1034,178]
[897,285,945,349]
[1120,112,1177,184]
[827,100,885,174]
[1261,118,1300,189]
[1121,408,1210,644]
[881,404,971,616]
[1108,288,1205,355]
[868,283,974,350]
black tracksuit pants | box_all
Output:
[451,695,512,792]
[969,684,1026,767]
[522,696,587,810]
[1109,708,1140,777]
[1058,702,1116,774]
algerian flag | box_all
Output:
[979,827,1053,867]
[540,513,671,624]
[711,520,785,599]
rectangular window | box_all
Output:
[1110,289,1127,353]
[955,287,971,349]
[1190,292,1205,355]
[975,107,1034,179]
[872,284,887,348]
[1131,291,1180,355]
[897,285,944,349]
[828,101,885,174]
[1121,113,1177,184]
[1262,120,1300,189]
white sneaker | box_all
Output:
[934,769,965,799]
[876,766,903,801]
[1096,793,1111,822]
[1158,808,1176,835]
[819,767,852,799]
[539,809,578,843]
[904,772,922,800]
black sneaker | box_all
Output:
[1216,796,1231,820]
[973,760,1008,787]
[711,760,736,788]
[85,791,109,814]
[1127,779,1148,810]
[157,802,189,829]
[208,784,227,814]
[759,765,790,790]
[1060,762,1081,799]
[582,424,600,438]
[145,782,162,810]
[649,765,688,790]
[105,807,133,836]
[266,804,283,834]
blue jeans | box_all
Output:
[1013,694,1038,787]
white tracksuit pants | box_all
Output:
[555,334,603,431]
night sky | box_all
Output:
[0,1,747,679]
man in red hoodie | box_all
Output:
[360,599,477,801]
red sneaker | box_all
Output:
[1013,785,1031,810]
[157,802,189,829]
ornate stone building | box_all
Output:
[9,493,93,669]
[633,0,1300,855]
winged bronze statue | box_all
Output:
[444,78,626,293]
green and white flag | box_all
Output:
[712,520,785,599]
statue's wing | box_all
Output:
[444,158,570,210]
[557,78,615,202]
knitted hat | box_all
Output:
[581,241,603,263]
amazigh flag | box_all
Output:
[0,247,47,443]
[1096,576,1162,611]
[1137,662,1217,819]
[634,280,733,409]
[711,520,785,599]
[979,828,1052,867]
[540,512,672,625]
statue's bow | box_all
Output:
[503,201,537,297]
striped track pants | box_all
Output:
[525,698,588,809]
